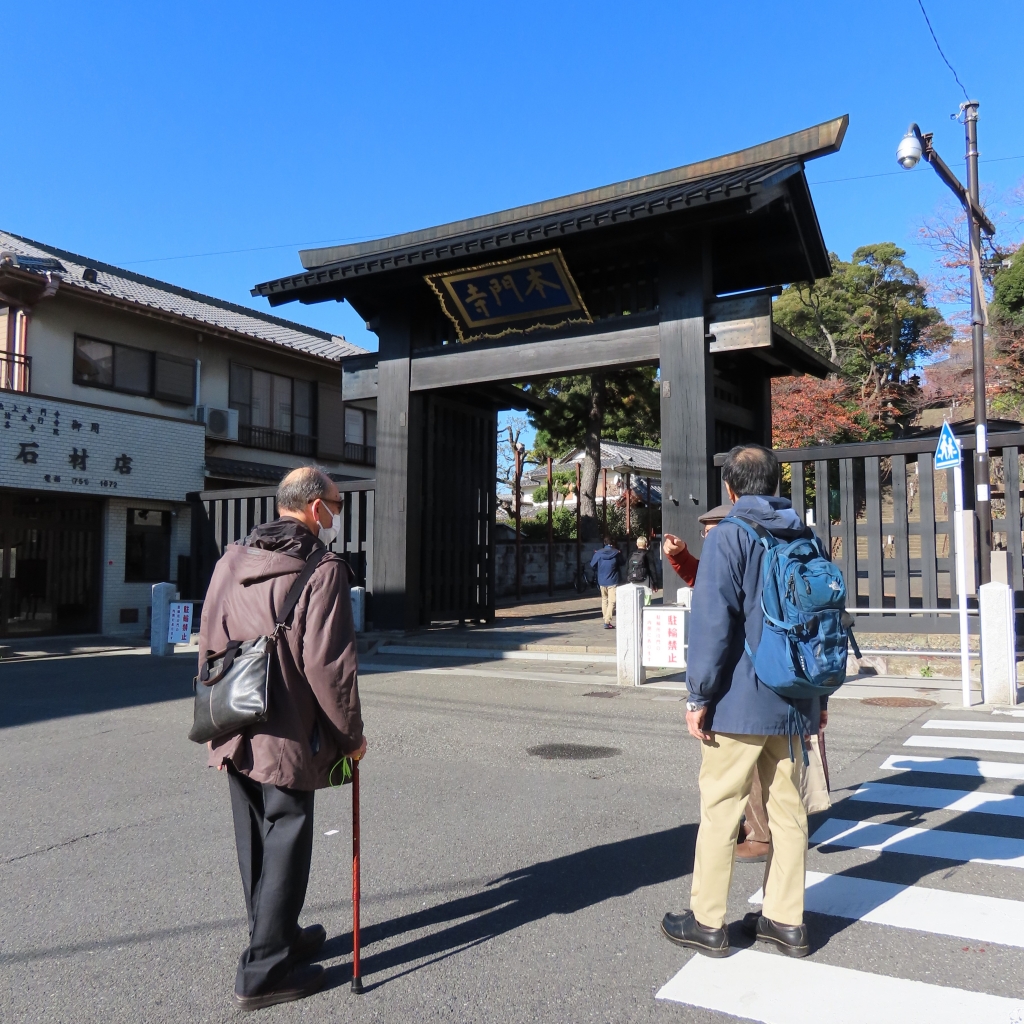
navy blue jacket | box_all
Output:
[590,545,624,587]
[686,495,820,736]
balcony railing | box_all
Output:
[0,352,31,393]
[238,424,316,456]
[344,442,377,466]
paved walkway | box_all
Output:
[390,591,616,653]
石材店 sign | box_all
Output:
[1,396,205,500]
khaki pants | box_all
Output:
[690,733,807,929]
[600,585,617,625]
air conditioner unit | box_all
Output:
[197,406,238,441]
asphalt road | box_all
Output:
[2,649,1024,1023]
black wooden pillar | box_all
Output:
[372,310,423,630]
[659,246,715,594]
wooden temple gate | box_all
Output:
[251,116,850,630]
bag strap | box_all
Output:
[275,547,329,628]
[721,515,777,550]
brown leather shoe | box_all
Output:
[234,964,325,1011]
[734,839,771,863]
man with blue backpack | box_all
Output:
[661,444,849,960]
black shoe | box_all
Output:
[291,924,327,960]
[741,912,810,958]
[233,964,326,1011]
[661,911,730,957]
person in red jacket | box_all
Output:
[663,503,772,863]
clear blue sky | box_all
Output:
[4,0,1021,365]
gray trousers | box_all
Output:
[227,764,315,995]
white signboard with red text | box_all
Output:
[642,607,687,669]
[167,602,194,644]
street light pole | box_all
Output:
[964,101,993,584]
[897,104,997,583]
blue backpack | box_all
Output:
[723,516,852,701]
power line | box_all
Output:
[111,155,1024,265]
[809,154,1024,186]
[916,0,970,100]
[117,234,376,266]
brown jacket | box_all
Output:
[200,517,363,790]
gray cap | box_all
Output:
[698,503,734,525]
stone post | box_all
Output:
[980,581,1018,705]
[150,582,176,657]
[616,583,645,687]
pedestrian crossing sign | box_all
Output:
[934,420,961,470]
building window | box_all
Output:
[73,335,195,404]
[344,406,377,466]
[154,354,196,404]
[125,508,171,583]
[229,363,317,455]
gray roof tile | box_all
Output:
[0,230,366,363]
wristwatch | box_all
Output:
[686,700,703,712]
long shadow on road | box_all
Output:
[317,822,697,992]
[0,652,195,728]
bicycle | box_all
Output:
[573,564,599,594]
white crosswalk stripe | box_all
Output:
[658,714,1024,1022]
[850,780,1024,818]
[656,948,1024,1023]
[880,754,1024,781]
[904,734,1024,756]
[811,816,1024,867]
[923,719,1024,734]
[748,870,1024,948]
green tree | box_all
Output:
[993,247,1024,328]
[773,244,947,431]
[526,367,658,540]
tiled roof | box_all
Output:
[559,441,662,473]
[0,230,366,363]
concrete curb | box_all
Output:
[375,644,617,664]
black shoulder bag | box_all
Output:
[188,547,327,745]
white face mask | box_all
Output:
[317,509,342,547]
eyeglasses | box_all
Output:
[317,497,343,513]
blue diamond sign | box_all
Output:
[934,420,962,470]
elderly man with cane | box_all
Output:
[197,466,366,1010]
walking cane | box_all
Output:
[351,759,363,994]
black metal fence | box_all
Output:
[186,479,375,602]
[715,430,1024,635]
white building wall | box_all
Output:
[27,296,364,478]
[101,498,192,637]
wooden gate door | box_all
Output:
[420,395,496,624]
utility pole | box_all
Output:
[964,101,992,584]
[514,443,523,601]
[897,104,998,583]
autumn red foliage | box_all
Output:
[771,376,875,449]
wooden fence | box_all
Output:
[186,479,375,601]
[715,430,1024,635]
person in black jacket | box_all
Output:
[625,535,658,597]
